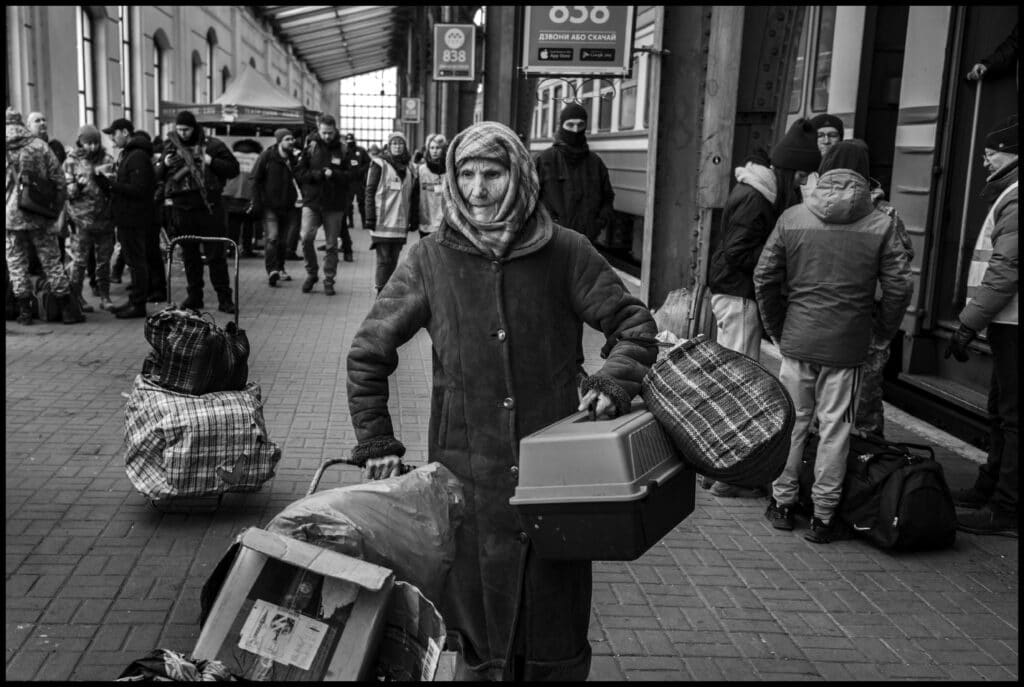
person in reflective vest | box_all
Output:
[364,131,418,295]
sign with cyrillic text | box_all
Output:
[522,6,636,76]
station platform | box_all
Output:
[5,228,1018,681]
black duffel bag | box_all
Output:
[641,335,794,488]
[142,306,249,395]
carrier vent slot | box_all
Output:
[629,421,672,476]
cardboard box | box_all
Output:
[192,528,394,681]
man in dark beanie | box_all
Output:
[155,109,240,312]
[810,113,844,156]
[755,139,912,542]
[948,114,1018,537]
[251,127,300,287]
[534,102,615,243]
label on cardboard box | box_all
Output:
[238,599,328,671]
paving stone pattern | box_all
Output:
[5,228,1018,681]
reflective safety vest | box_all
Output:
[417,163,444,234]
[370,157,414,240]
[966,180,1018,325]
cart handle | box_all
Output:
[167,235,240,327]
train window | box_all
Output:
[598,83,614,132]
[539,90,550,139]
[811,7,836,112]
[620,84,637,130]
[788,17,810,113]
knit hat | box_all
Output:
[175,110,197,128]
[770,118,822,172]
[810,113,844,140]
[819,138,870,179]
[274,128,293,142]
[78,124,102,145]
[386,131,408,147]
[985,114,1018,154]
[345,132,356,142]
[559,102,588,126]
[6,107,24,126]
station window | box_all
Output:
[192,51,204,104]
[153,38,165,131]
[118,6,134,121]
[206,29,217,104]
[339,66,398,149]
[76,7,97,125]
[222,66,231,94]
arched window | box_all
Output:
[206,29,217,104]
[152,29,170,133]
[118,5,134,120]
[221,66,231,94]
[76,7,98,124]
[192,50,204,103]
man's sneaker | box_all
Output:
[804,517,851,544]
[302,276,318,293]
[323,282,336,296]
[268,271,280,287]
[957,506,1018,538]
[765,500,795,531]
[279,268,292,282]
[952,486,989,510]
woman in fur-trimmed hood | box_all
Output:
[346,121,657,681]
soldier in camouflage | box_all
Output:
[5,107,81,325]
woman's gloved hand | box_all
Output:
[577,388,616,420]
[363,454,404,481]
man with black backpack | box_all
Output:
[155,110,240,313]
[945,115,1018,538]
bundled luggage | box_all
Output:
[641,334,794,488]
[141,306,249,395]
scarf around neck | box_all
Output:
[553,127,589,163]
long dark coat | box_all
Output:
[347,217,657,680]
[534,145,615,242]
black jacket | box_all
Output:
[295,133,351,211]
[157,132,239,212]
[109,134,156,227]
[251,145,299,213]
[707,181,779,300]
[534,144,615,241]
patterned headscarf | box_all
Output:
[443,121,540,258]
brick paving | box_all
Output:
[5,227,1018,681]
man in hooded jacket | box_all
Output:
[155,110,240,313]
[755,140,912,543]
[534,103,615,243]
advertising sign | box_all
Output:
[401,97,422,124]
[433,23,476,81]
[521,5,636,77]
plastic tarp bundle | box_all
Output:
[265,463,465,607]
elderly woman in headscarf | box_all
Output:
[346,121,658,681]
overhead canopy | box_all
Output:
[159,66,319,129]
[254,5,413,82]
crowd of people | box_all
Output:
[5,78,1016,679]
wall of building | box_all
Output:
[6,5,326,145]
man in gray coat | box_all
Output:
[755,140,912,543]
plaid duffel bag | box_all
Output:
[641,335,794,488]
[124,374,281,500]
[142,306,249,395]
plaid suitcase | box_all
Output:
[641,334,794,488]
[124,374,281,500]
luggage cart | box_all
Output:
[149,235,241,515]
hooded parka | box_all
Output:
[347,122,657,681]
[108,133,156,227]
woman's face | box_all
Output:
[428,140,444,160]
[457,158,510,222]
[389,139,406,156]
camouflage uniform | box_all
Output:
[5,122,70,298]
[63,146,115,298]
[855,193,915,437]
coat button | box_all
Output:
[503,397,515,409]
[491,261,501,272]
[497,329,507,341]
[510,465,519,475]
[517,531,528,543]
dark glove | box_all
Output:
[163,153,184,171]
[93,173,112,192]
[944,324,976,362]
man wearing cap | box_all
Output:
[5,107,79,324]
[95,117,159,318]
[63,124,116,312]
[534,103,615,243]
[294,114,350,295]
[344,132,371,237]
[756,140,912,543]
[947,114,1018,537]
[251,128,301,287]
[155,110,240,312]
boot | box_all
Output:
[217,291,236,314]
[79,293,95,313]
[182,290,204,310]
[98,295,114,311]
[16,297,34,325]
[59,295,86,324]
